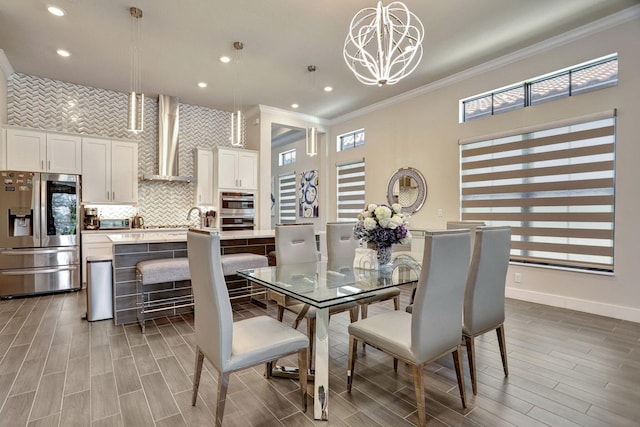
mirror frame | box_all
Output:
[386,167,427,214]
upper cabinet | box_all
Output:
[3,128,81,174]
[82,137,138,204]
[214,147,258,191]
[194,148,214,205]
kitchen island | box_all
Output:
[109,229,275,325]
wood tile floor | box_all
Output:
[1,288,639,426]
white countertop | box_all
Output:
[107,228,276,244]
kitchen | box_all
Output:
[1,1,640,426]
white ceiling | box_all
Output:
[0,0,637,120]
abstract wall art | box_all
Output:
[299,169,319,218]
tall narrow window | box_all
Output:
[278,173,296,224]
[337,160,365,222]
[459,111,616,272]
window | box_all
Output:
[337,160,365,222]
[337,129,365,152]
[461,54,618,122]
[278,172,296,224]
[279,149,296,166]
[459,112,616,272]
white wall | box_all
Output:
[326,18,640,321]
[0,52,9,124]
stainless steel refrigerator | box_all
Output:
[0,171,80,298]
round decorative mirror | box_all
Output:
[386,167,427,214]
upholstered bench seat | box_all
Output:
[221,253,268,276]
[137,258,190,285]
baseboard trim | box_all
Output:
[506,287,640,323]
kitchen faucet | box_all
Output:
[186,207,204,229]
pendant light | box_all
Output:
[231,41,244,147]
[344,1,424,86]
[306,65,318,157]
[127,7,144,133]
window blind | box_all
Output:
[337,160,365,222]
[278,172,296,224]
[460,112,616,272]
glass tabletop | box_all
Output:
[238,252,422,308]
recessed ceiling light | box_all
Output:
[47,6,65,17]
[56,49,70,57]
[219,56,231,63]
[324,86,333,92]
[198,82,207,88]
[291,103,299,109]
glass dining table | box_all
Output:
[237,253,423,421]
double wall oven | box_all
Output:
[0,171,80,298]
[219,192,255,231]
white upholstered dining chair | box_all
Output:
[187,230,308,426]
[462,226,512,395]
[271,223,358,368]
[347,229,471,427]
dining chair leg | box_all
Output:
[452,345,467,409]
[360,304,368,352]
[277,304,285,322]
[393,295,400,311]
[496,324,509,377]
[349,307,358,323]
[215,371,230,427]
[464,335,477,395]
[308,318,315,369]
[191,347,204,406]
[393,358,398,372]
[412,363,426,427]
[298,348,308,412]
[265,361,273,378]
[347,337,358,392]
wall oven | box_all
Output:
[219,192,255,231]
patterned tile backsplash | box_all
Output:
[7,73,243,226]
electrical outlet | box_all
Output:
[437,208,443,217]
[515,272,522,283]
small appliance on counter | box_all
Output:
[83,207,100,230]
[131,213,145,229]
[99,218,130,230]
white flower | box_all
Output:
[367,204,377,213]
[363,217,377,230]
[363,210,372,218]
[400,230,412,245]
[374,205,392,220]
[392,203,402,214]
[379,217,391,228]
[390,215,404,227]
[357,212,363,221]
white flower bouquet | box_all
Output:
[353,203,411,247]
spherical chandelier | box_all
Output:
[344,1,424,86]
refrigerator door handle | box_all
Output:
[1,265,78,275]
[1,248,77,256]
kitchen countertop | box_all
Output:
[81,227,190,234]
[107,228,276,244]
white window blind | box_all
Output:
[460,112,616,272]
[278,173,296,224]
[337,160,365,222]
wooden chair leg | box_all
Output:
[298,348,308,412]
[412,364,426,427]
[265,361,273,378]
[215,371,230,427]
[360,304,368,352]
[192,347,204,406]
[496,324,509,377]
[452,345,467,409]
[464,335,477,395]
[393,358,398,372]
[347,337,358,392]
[307,318,315,369]
[277,304,285,322]
[393,295,400,311]
[349,307,358,323]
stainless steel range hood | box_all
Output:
[141,95,195,182]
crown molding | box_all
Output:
[258,104,328,126]
[329,4,640,126]
[0,49,15,78]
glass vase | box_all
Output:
[367,242,393,267]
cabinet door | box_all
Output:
[217,149,238,189]
[82,137,111,203]
[195,149,214,205]
[237,151,258,190]
[5,128,46,171]
[47,134,82,174]
[111,141,138,204]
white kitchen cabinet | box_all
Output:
[81,234,113,284]
[3,127,81,174]
[194,148,214,205]
[82,137,138,204]
[214,147,258,191]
